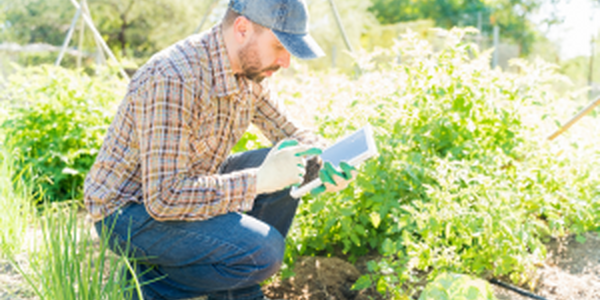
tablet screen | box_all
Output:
[291,125,377,198]
[320,127,370,168]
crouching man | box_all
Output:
[84,0,355,299]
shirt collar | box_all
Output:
[208,25,241,97]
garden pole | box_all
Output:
[477,12,482,50]
[68,0,129,80]
[548,95,600,141]
[55,8,81,66]
[81,0,106,66]
[492,25,499,68]
[589,34,595,100]
[193,0,219,34]
[327,0,353,53]
[76,0,85,68]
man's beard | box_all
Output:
[238,39,279,83]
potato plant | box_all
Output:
[0,66,125,202]
[284,28,600,298]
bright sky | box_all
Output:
[532,0,600,60]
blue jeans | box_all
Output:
[95,148,300,300]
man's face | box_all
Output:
[238,29,291,83]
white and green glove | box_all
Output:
[256,139,322,194]
[310,161,357,196]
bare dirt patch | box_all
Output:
[264,232,600,300]
[264,256,383,300]
[494,231,600,300]
[0,257,32,300]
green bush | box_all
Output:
[285,28,600,297]
[0,65,125,202]
[418,273,496,300]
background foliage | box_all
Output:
[369,0,543,54]
[0,0,564,69]
[0,65,125,202]
[273,29,600,297]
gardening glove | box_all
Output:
[256,139,322,194]
[310,161,357,196]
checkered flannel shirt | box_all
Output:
[84,25,322,222]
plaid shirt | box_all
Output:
[84,25,322,222]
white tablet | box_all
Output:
[290,124,378,198]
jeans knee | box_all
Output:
[254,229,285,281]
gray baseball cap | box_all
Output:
[229,0,325,60]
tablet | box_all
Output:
[290,124,378,198]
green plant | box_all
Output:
[8,202,140,300]
[231,126,269,154]
[1,65,125,202]
[0,148,34,257]
[282,28,600,297]
[418,273,496,300]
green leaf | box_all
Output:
[370,212,381,228]
[376,276,388,296]
[309,199,326,213]
[354,224,366,236]
[352,275,372,290]
[381,238,395,255]
[350,232,361,246]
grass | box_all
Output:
[0,148,142,300]
[0,149,33,258]
[11,202,141,300]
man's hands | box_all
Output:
[310,162,357,196]
[256,140,322,194]
[256,139,357,196]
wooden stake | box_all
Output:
[548,96,600,141]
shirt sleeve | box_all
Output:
[251,81,327,148]
[137,76,257,221]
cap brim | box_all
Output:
[273,30,325,60]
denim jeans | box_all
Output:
[95,148,300,300]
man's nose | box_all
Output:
[277,51,291,68]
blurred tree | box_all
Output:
[0,0,75,45]
[368,0,549,55]
[0,0,214,64]
[88,0,211,59]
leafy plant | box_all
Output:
[231,126,269,154]
[0,65,125,202]
[283,28,600,297]
[418,273,496,300]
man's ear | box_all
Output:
[233,16,253,44]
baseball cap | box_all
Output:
[228,0,325,60]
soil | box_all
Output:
[263,232,600,300]
[2,232,599,300]
[264,256,384,300]
[492,232,600,300]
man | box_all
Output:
[84,0,356,299]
